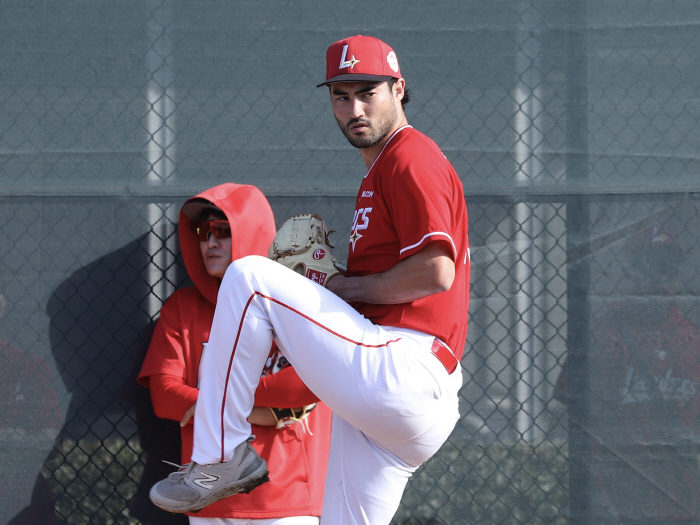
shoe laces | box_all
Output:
[159,435,260,481]
[162,460,193,482]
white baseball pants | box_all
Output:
[193,256,463,525]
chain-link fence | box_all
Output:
[2,1,700,524]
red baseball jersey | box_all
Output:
[346,126,470,358]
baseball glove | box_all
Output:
[269,404,318,430]
[268,213,344,287]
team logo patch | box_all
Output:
[313,249,325,260]
[387,51,399,72]
[339,44,360,69]
[306,269,328,285]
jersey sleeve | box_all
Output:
[382,151,458,262]
[149,373,199,422]
[137,296,188,387]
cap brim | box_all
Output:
[181,199,224,221]
[317,74,396,88]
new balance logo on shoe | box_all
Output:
[193,471,220,490]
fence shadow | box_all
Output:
[8,234,186,524]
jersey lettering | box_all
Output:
[350,207,372,251]
[620,366,698,404]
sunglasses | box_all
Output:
[195,220,231,241]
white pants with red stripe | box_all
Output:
[192,256,463,525]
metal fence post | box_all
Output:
[566,0,592,523]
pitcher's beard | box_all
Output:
[345,129,386,148]
[336,105,398,149]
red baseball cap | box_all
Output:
[317,35,402,87]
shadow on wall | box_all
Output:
[0,329,62,523]
[8,234,187,525]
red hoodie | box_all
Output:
[138,183,331,519]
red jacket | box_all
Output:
[138,183,330,519]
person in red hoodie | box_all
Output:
[555,225,700,524]
[138,183,331,525]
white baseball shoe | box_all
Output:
[149,439,270,513]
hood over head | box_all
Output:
[178,183,276,304]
